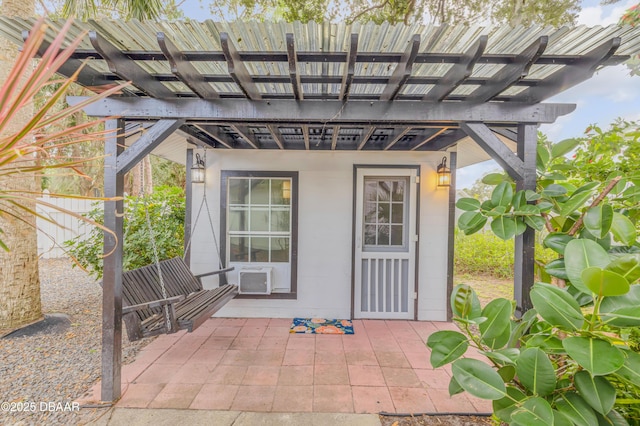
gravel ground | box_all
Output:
[0,258,153,426]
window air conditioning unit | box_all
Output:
[238,267,272,295]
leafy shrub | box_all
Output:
[65,186,185,278]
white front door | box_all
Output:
[354,168,417,319]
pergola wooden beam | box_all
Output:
[415,128,466,151]
[220,32,262,100]
[179,124,220,148]
[194,124,235,149]
[331,126,340,150]
[267,125,285,149]
[158,32,219,99]
[301,124,310,150]
[286,34,303,100]
[231,124,261,149]
[380,34,420,101]
[422,36,487,101]
[357,126,376,150]
[89,31,175,99]
[512,37,621,103]
[468,36,548,103]
[116,119,185,174]
[411,128,449,151]
[71,97,576,124]
[340,34,359,100]
[461,122,524,180]
[383,127,412,151]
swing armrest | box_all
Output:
[123,295,185,314]
[195,266,235,279]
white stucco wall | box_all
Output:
[189,150,451,321]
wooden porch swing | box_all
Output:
[121,152,237,341]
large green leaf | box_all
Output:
[564,239,611,294]
[614,350,640,387]
[563,337,624,376]
[574,371,616,415]
[602,306,640,327]
[491,181,513,208]
[597,410,630,426]
[553,410,574,426]
[611,213,637,246]
[525,334,565,354]
[581,267,630,297]
[456,197,481,212]
[451,358,507,400]
[450,284,482,319]
[511,397,554,426]
[524,215,546,231]
[537,144,550,172]
[479,298,512,339]
[493,386,526,423]
[507,309,538,348]
[542,184,568,198]
[584,205,614,239]
[551,137,581,158]
[491,216,517,240]
[560,190,594,217]
[482,172,507,185]
[458,211,487,235]
[427,330,469,368]
[545,258,569,280]
[544,233,574,255]
[556,392,599,426]
[515,347,556,396]
[483,348,520,365]
[485,205,507,217]
[606,255,640,284]
[482,321,511,350]
[601,284,640,314]
[448,375,464,396]
[530,283,584,330]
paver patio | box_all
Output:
[86,319,492,414]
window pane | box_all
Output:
[229,179,249,204]
[228,208,248,232]
[391,203,403,224]
[365,181,377,201]
[271,208,290,232]
[250,237,270,262]
[271,237,289,262]
[230,236,249,262]
[377,181,391,201]
[364,225,376,245]
[392,180,405,201]
[251,179,270,204]
[378,225,390,245]
[379,203,390,224]
[250,207,269,232]
[391,225,403,245]
[271,179,291,205]
[364,202,377,224]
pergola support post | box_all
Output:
[184,148,193,266]
[446,152,457,321]
[514,124,537,313]
[101,118,125,402]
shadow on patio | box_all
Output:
[87,318,491,414]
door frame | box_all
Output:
[351,164,420,320]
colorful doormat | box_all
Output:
[290,318,354,334]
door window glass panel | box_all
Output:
[271,208,290,232]
[250,207,269,232]
[271,179,291,205]
[363,177,408,249]
[229,179,249,204]
[271,237,289,262]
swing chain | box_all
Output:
[139,159,173,333]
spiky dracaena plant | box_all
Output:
[0,18,129,251]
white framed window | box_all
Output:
[221,171,298,298]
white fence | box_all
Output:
[36,193,101,259]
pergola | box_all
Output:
[1,18,639,403]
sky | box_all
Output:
[180,0,640,188]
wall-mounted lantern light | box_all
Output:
[191,153,205,184]
[437,156,451,188]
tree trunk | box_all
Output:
[0,0,41,331]
[129,156,153,196]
